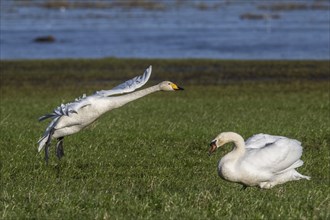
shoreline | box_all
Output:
[1,58,329,88]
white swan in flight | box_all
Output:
[209,132,310,189]
[38,65,183,162]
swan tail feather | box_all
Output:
[293,170,311,180]
[291,159,304,169]
[276,160,304,174]
[300,174,311,180]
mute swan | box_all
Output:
[209,132,310,189]
[38,66,183,162]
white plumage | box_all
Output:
[209,132,310,189]
[38,65,183,162]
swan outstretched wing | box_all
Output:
[38,94,91,121]
[94,65,152,97]
[39,66,152,121]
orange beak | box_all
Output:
[208,141,217,156]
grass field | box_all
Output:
[1,59,329,219]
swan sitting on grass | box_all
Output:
[209,132,310,189]
[38,66,183,163]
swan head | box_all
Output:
[209,132,243,155]
[159,81,184,91]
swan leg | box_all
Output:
[45,144,49,164]
[44,128,55,164]
[55,137,64,160]
[44,136,52,164]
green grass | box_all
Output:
[1,59,329,219]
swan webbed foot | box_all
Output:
[55,137,64,160]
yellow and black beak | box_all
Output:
[171,83,184,91]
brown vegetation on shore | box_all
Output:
[1,59,329,88]
[240,13,280,20]
[37,0,166,11]
[258,2,329,11]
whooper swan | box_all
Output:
[209,132,310,189]
[38,66,183,162]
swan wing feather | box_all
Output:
[39,97,91,121]
[244,137,303,173]
[37,116,60,152]
[39,66,151,121]
[245,133,287,149]
[94,65,152,97]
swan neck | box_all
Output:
[234,140,245,151]
[114,85,160,107]
[231,133,245,155]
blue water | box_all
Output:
[1,1,329,60]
